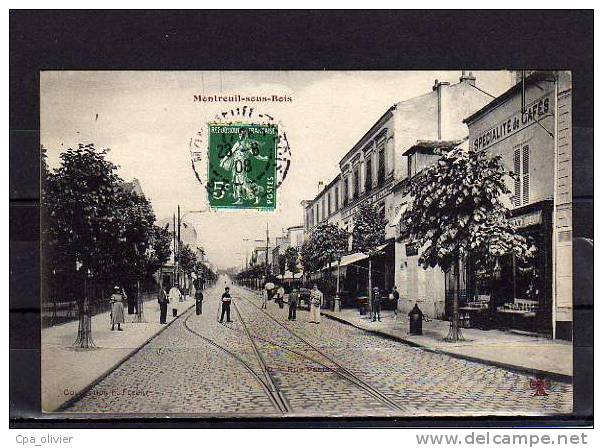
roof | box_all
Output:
[118,178,143,196]
[401,139,463,157]
[463,71,556,125]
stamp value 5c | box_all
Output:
[207,123,277,210]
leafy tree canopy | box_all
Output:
[403,147,534,272]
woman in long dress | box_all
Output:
[309,284,323,324]
[110,286,125,331]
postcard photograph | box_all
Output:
[40,70,574,417]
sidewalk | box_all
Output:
[41,295,196,412]
[322,308,572,382]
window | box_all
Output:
[327,192,331,216]
[365,158,373,191]
[334,186,339,210]
[513,144,530,207]
[353,167,359,200]
[407,154,416,178]
[322,198,326,221]
[315,204,320,224]
[377,144,386,184]
[343,178,349,206]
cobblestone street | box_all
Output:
[65,282,573,417]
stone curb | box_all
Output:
[322,311,573,384]
[52,299,197,413]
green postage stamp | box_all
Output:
[207,123,277,210]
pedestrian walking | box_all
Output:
[288,287,299,321]
[390,286,400,317]
[276,284,285,309]
[220,287,232,323]
[158,286,169,324]
[110,285,125,331]
[309,284,323,324]
[194,277,204,315]
[372,286,382,322]
[169,284,181,317]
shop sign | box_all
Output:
[509,210,542,229]
[341,182,392,220]
[472,92,553,151]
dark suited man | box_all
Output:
[158,286,169,324]
[288,288,299,321]
[220,287,232,323]
[194,277,204,315]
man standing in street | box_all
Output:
[288,287,299,321]
[194,277,204,315]
[372,286,382,322]
[391,285,400,317]
[169,284,181,317]
[158,285,169,324]
[309,284,323,324]
[220,286,232,323]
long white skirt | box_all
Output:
[310,304,321,323]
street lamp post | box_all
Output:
[335,255,342,312]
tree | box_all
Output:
[308,222,349,295]
[300,238,321,285]
[352,202,386,312]
[403,146,534,342]
[284,246,300,279]
[44,144,125,348]
[277,253,287,281]
[180,243,197,292]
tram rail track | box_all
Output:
[233,291,406,413]
[182,309,288,414]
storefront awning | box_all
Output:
[339,252,369,267]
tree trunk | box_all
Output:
[133,279,146,323]
[446,257,464,342]
[74,280,95,349]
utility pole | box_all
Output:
[265,222,270,278]
[172,212,176,288]
[177,204,181,289]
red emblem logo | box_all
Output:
[529,378,551,396]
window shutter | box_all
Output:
[522,145,530,205]
[513,147,521,207]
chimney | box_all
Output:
[317,180,324,193]
[459,70,476,86]
[432,79,450,139]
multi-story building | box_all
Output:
[271,225,305,278]
[302,72,496,305]
[460,70,573,339]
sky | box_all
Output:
[41,70,514,269]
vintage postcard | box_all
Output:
[40,70,574,417]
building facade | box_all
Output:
[302,72,497,308]
[462,70,573,339]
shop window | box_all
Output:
[513,144,530,207]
